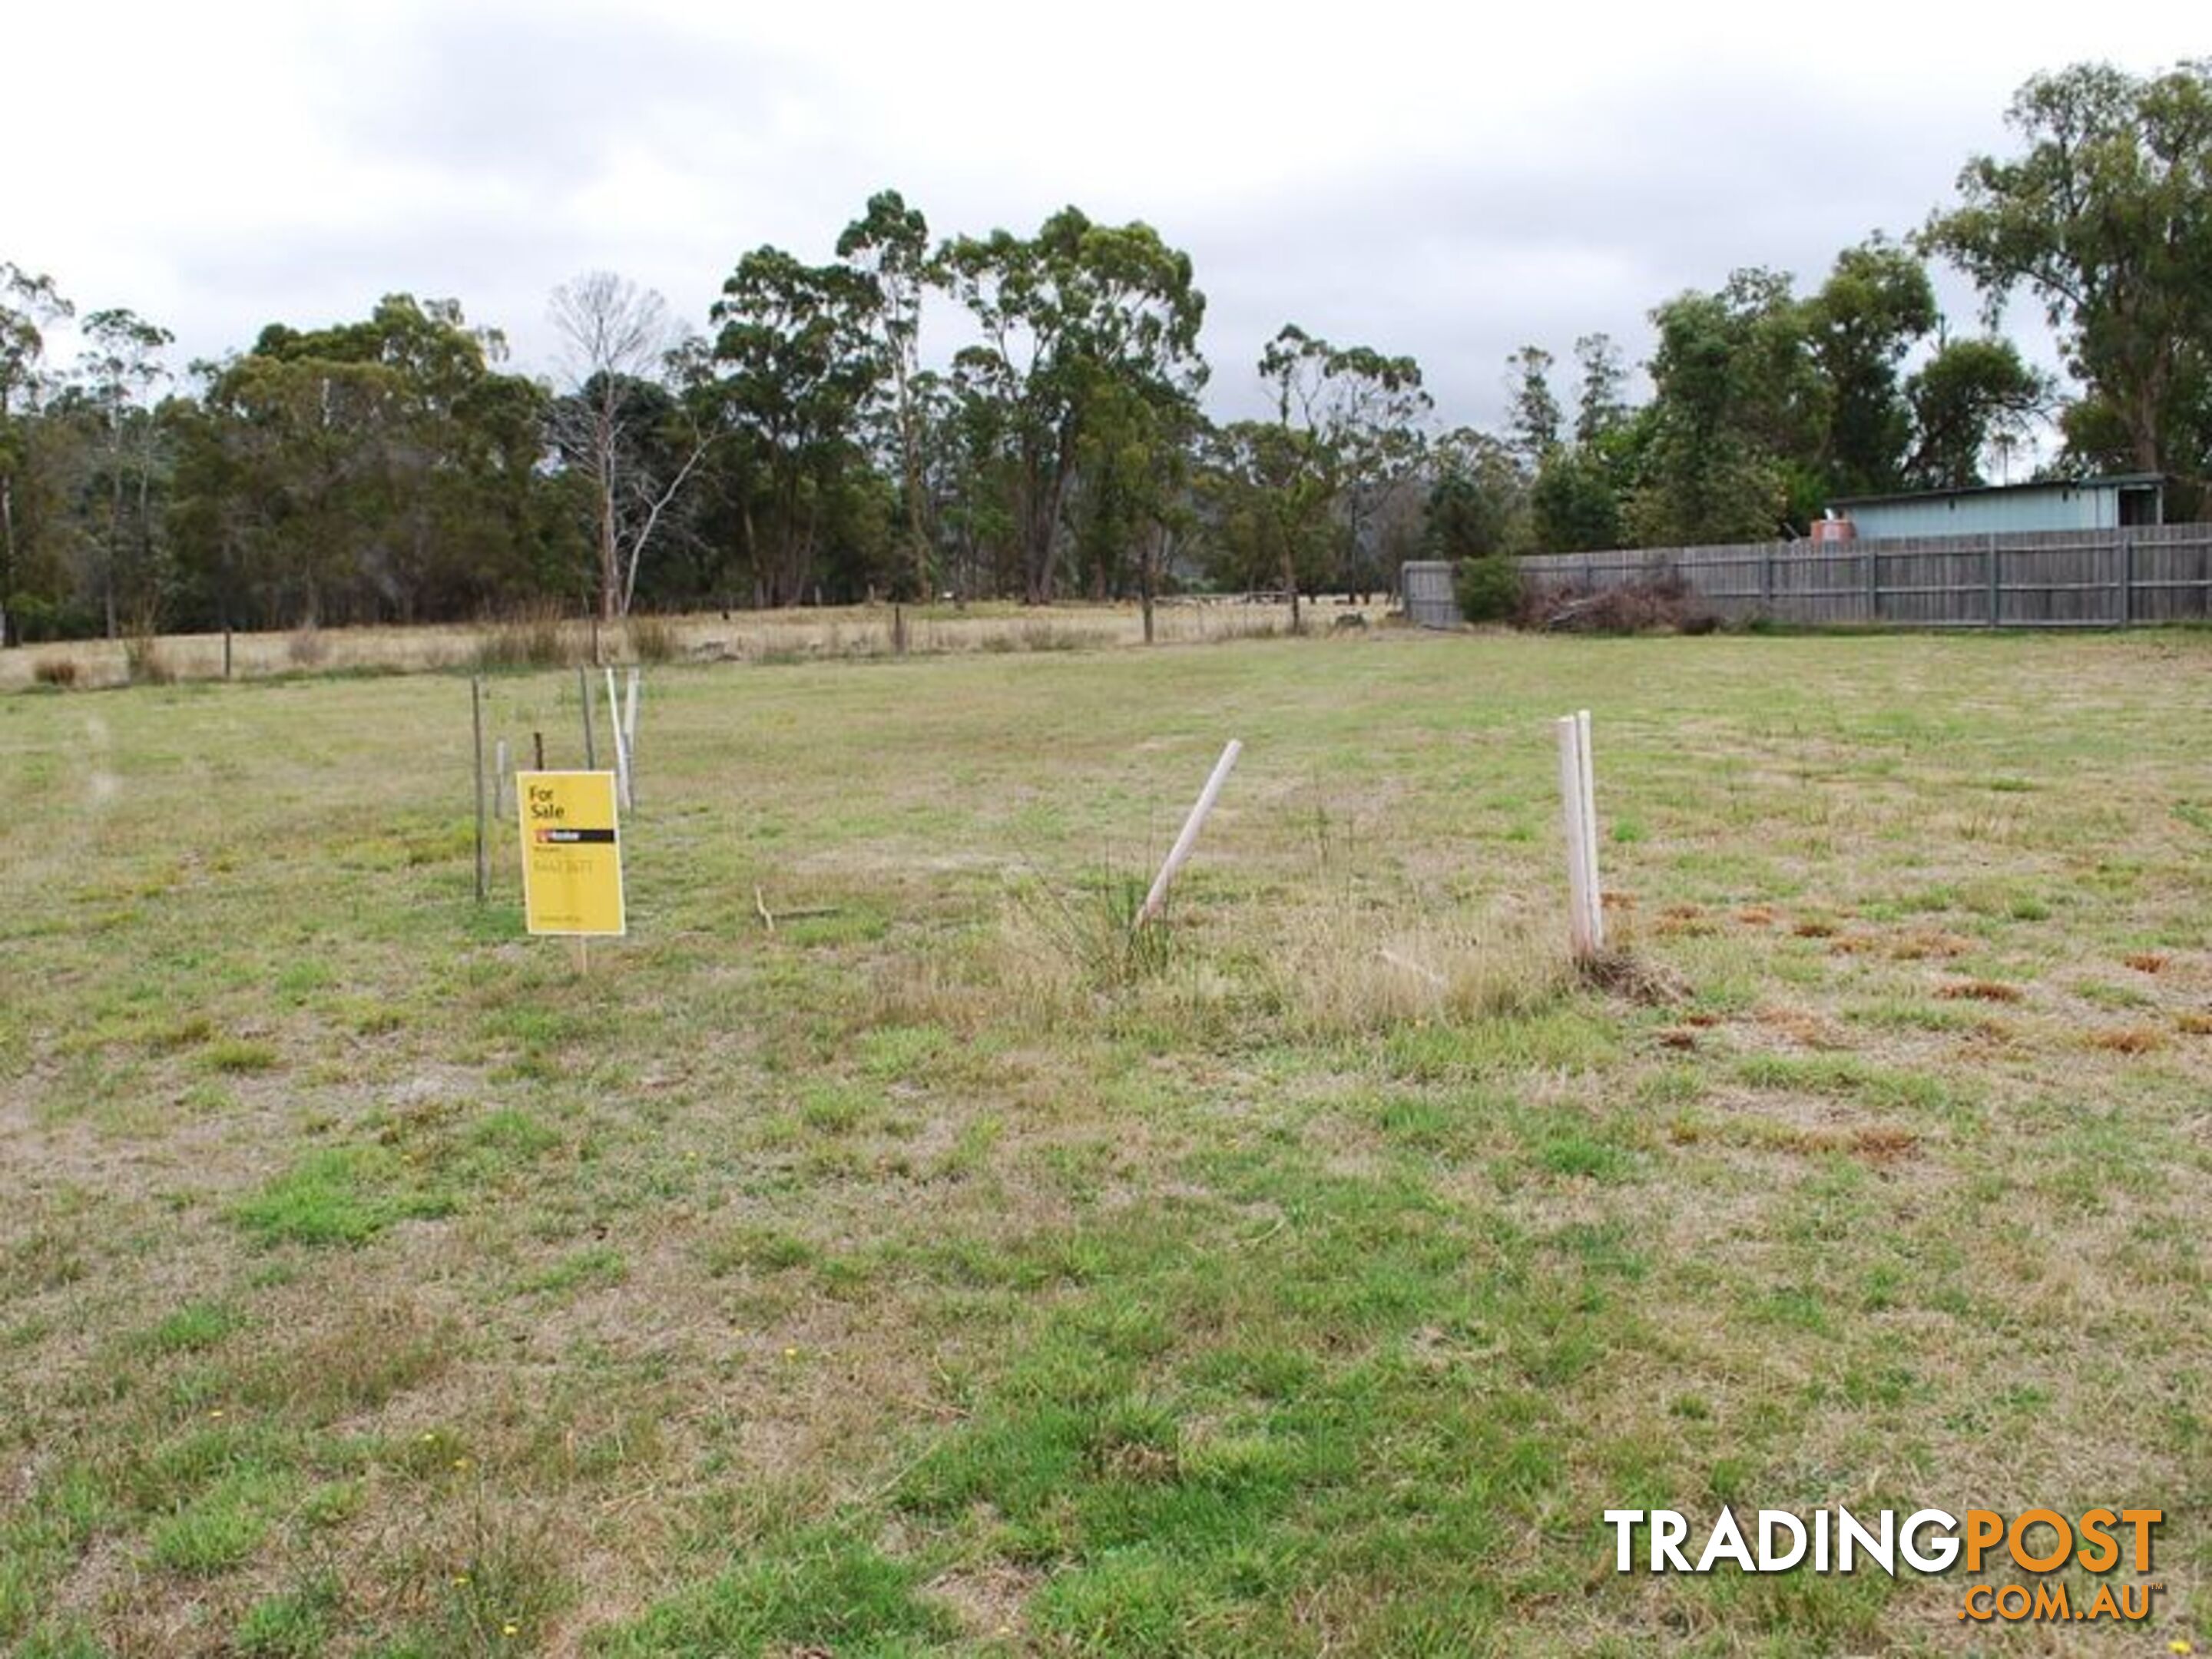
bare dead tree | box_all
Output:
[548,272,706,620]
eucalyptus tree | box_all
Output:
[836,189,938,599]
[1628,271,1821,546]
[1902,336,2047,489]
[1425,427,1528,560]
[1071,369,1203,631]
[0,263,72,644]
[1799,238,1939,498]
[1248,325,1429,621]
[706,246,883,607]
[1198,418,1335,599]
[929,370,1019,601]
[1572,333,1631,447]
[1925,59,2212,492]
[174,295,548,627]
[71,308,174,634]
[1505,345,1562,469]
[942,207,1205,603]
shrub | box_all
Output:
[32,655,81,688]
[1454,554,1525,623]
[124,635,176,684]
[286,625,331,668]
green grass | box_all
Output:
[230,1147,455,1247]
[4,628,2211,1652]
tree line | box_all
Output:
[1,58,2204,644]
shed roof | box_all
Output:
[1830,473,2164,511]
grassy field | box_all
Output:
[2,628,2209,1656]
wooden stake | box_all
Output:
[1577,708,1604,951]
[1136,740,1243,928]
[604,666,631,809]
[569,937,589,975]
[533,730,545,770]
[1557,716,1595,959]
[471,677,488,904]
[753,887,839,931]
[579,667,597,770]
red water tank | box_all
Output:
[1810,515,1856,545]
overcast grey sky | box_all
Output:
[12,1,2205,429]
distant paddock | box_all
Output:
[0,598,1392,693]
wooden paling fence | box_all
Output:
[1402,561,1461,629]
[1466,524,2212,629]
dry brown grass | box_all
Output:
[285,624,332,668]
[121,634,174,685]
[1,600,1362,693]
[1886,928,1977,961]
[620,614,680,664]
[1936,979,2025,1002]
[2083,1025,2165,1054]
[1273,908,1565,1033]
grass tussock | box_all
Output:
[622,612,680,664]
[1002,868,1177,998]
[1277,911,1566,1033]
[285,625,331,668]
[474,604,584,671]
[123,634,174,685]
[31,654,80,688]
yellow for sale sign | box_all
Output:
[518,771,625,936]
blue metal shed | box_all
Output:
[1830,475,2165,540]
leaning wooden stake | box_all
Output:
[1135,740,1243,928]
